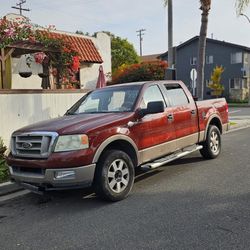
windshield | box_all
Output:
[67,85,141,115]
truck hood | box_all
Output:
[14,113,133,135]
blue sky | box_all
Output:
[1,0,250,55]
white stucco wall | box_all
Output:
[0,91,87,146]
[80,32,112,90]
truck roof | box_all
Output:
[104,80,183,89]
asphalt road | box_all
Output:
[0,128,250,250]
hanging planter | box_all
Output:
[19,72,32,78]
[38,73,48,78]
[18,54,32,78]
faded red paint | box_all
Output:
[7,81,228,170]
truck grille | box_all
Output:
[11,132,58,159]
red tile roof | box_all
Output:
[43,31,103,63]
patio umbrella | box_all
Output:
[96,65,106,89]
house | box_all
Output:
[159,36,250,101]
[140,53,162,63]
[1,13,111,90]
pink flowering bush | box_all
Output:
[0,17,80,88]
[34,52,47,64]
[0,17,32,49]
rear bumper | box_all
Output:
[9,164,96,190]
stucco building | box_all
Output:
[1,13,111,90]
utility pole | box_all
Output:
[136,29,146,56]
[240,13,250,105]
[11,0,30,15]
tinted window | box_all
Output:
[165,84,189,106]
[140,85,165,109]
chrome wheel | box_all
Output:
[210,131,219,154]
[107,159,130,193]
[200,125,221,159]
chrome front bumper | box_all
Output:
[9,164,96,189]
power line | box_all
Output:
[136,29,146,56]
[11,0,30,15]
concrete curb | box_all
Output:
[0,181,24,197]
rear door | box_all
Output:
[163,83,199,150]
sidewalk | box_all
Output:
[1,117,250,198]
[229,116,250,131]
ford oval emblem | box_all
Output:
[22,142,32,149]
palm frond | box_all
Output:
[235,0,250,15]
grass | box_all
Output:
[229,121,237,126]
[228,102,249,107]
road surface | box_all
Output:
[0,128,250,250]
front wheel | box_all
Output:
[200,125,221,159]
[94,150,135,201]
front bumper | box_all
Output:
[9,164,96,190]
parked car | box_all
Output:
[7,81,229,201]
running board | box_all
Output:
[141,145,203,169]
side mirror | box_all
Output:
[135,101,164,119]
[146,101,165,114]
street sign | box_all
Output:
[190,68,197,81]
[190,68,197,96]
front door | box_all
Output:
[133,84,177,163]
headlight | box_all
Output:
[54,134,89,152]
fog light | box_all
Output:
[54,170,75,180]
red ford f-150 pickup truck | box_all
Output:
[7,81,229,201]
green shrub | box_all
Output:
[0,138,9,183]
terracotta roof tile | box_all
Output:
[43,31,103,63]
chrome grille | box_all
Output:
[11,132,58,158]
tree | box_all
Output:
[208,66,225,97]
[75,30,90,36]
[235,0,250,15]
[197,0,211,100]
[111,35,139,73]
[164,0,174,70]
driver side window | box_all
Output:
[140,85,166,109]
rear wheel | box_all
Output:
[94,150,135,201]
[200,125,221,159]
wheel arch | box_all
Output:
[93,135,139,168]
[204,115,222,140]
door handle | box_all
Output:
[191,110,196,115]
[167,114,174,121]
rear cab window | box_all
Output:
[164,84,189,107]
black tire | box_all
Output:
[94,150,135,201]
[200,125,221,159]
